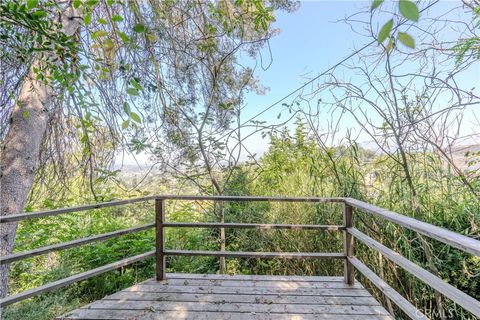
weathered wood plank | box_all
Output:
[1,223,154,264]
[163,273,345,282]
[123,284,373,297]
[165,250,345,259]
[83,300,391,315]
[0,196,157,223]
[158,195,345,203]
[59,309,393,320]
[164,222,345,231]
[349,227,480,317]
[104,291,381,305]
[344,203,354,285]
[0,251,155,307]
[155,199,165,281]
[348,257,427,319]
[58,274,393,319]
[142,278,364,289]
[345,198,480,256]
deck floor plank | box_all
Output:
[58,273,393,320]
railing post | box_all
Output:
[155,198,166,281]
[344,203,354,285]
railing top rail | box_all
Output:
[345,198,480,256]
[0,195,344,223]
[156,195,345,202]
[0,196,158,223]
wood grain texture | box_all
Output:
[58,274,393,319]
[165,250,344,259]
[348,257,427,319]
[0,223,154,264]
[0,251,155,307]
[349,227,480,317]
[345,197,480,256]
[164,222,345,230]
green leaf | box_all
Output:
[130,112,141,123]
[103,39,114,50]
[32,10,47,18]
[397,32,415,48]
[378,19,393,44]
[399,0,419,22]
[371,0,384,11]
[123,102,130,114]
[112,14,123,22]
[133,23,146,33]
[87,0,99,6]
[386,37,394,53]
[97,18,108,25]
[73,0,81,9]
[119,32,129,43]
[130,79,142,91]
[84,13,92,25]
[23,111,30,119]
[126,88,139,96]
[26,0,38,10]
[92,30,108,39]
[121,120,129,129]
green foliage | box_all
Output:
[377,19,393,44]
[398,0,419,22]
[371,0,419,50]
[454,5,480,64]
[397,31,414,48]
[4,120,479,320]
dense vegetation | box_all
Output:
[1,0,479,320]
[4,120,479,320]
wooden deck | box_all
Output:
[58,273,393,320]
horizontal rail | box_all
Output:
[348,257,427,320]
[164,222,345,231]
[0,196,343,223]
[165,250,345,259]
[348,228,480,317]
[1,223,155,265]
[346,198,480,256]
[158,195,344,203]
[0,250,155,308]
[0,196,157,223]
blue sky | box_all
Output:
[237,0,480,156]
[122,1,479,166]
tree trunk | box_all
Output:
[0,4,81,308]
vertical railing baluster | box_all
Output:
[344,203,354,285]
[155,198,166,281]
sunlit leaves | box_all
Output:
[371,0,419,51]
[112,14,123,22]
[92,30,108,39]
[103,38,114,50]
[126,88,139,96]
[130,112,141,123]
[378,19,393,44]
[133,23,146,33]
[397,32,414,48]
[370,0,384,11]
[122,102,142,129]
[118,32,129,43]
[26,0,38,10]
[84,13,92,25]
[399,0,419,22]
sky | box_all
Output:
[237,0,480,157]
[121,0,480,167]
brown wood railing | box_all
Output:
[0,195,479,319]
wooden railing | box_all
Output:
[0,195,479,319]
